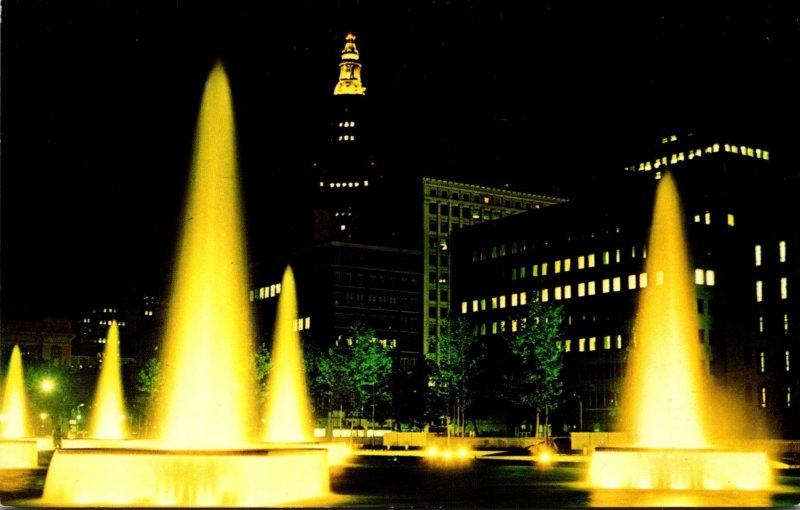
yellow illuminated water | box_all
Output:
[622,172,709,448]
[588,171,772,495]
[154,61,257,449]
[89,321,129,439]
[263,266,314,443]
[1,345,32,438]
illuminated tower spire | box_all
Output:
[333,33,366,96]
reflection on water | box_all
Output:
[590,488,772,507]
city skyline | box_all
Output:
[3,1,800,318]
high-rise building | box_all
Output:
[451,132,800,437]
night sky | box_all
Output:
[2,0,800,319]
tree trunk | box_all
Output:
[535,411,541,439]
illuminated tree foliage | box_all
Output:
[427,316,484,437]
[506,299,565,438]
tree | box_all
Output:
[309,323,393,440]
[506,299,565,439]
[253,342,272,406]
[427,316,484,437]
[134,357,161,435]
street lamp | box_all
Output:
[40,377,55,394]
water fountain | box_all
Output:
[40,61,329,506]
[89,320,129,440]
[588,171,772,500]
[0,345,39,468]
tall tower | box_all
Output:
[312,32,385,243]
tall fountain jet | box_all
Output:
[88,321,129,439]
[1,345,33,439]
[42,61,330,506]
[263,266,314,444]
[588,171,772,496]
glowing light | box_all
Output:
[539,451,552,464]
[89,321,129,439]
[40,378,55,394]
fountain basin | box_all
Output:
[42,446,329,506]
[589,446,772,491]
[0,439,39,469]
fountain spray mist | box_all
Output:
[263,266,314,443]
[89,321,129,439]
[1,345,32,438]
[155,61,257,449]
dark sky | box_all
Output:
[2,0,800,318]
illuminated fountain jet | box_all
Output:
[42,61,329,507]
[88,321,129,440]
[0,345,38,468]
[588,171,771,498]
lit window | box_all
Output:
[305,317,311,330]
[542,263,548,276]
[758,316,764,333]
[612,277,621,292]
[615,249,621,263]
[603,335,611,349]
[588,281,596,296]
[532,264,539,277]
[565,340,572,352]
[554,287,562,300]
[704,212,711,225]
[520,292,527,305]
[480,299,487,311]
[542,289,549,302]
[461,302,468,314]
[511,293,518,307]
[628,274,637,290]
[724,144,730,152]
[760,352,766,373]
[555,260,561,273]
[755,245,762,266]
[713,143,720,152]
[578,256,585,269]
[578,282,586,297]
[588,254,596,268]
[602,279,610,293]
[602,251,610,265]
[788,388,792,408]
[492,322,498,334]
[616,334,622,349]
[763,150,770,160]
[727,214,735,226]
[786,350,791,372]
[589,337,597,351]
[564,285,572,299]
[564,258,571,272]
[695,269,705,285]
[785,314,789,334]
[480,323,487,335]
[639,273,648,288]
[706,270,715,286]
[781,277,788,299]
[779,241,787,262]
[499,295,506,308]
[756,281,763,302]
[694,214,701,223]
[491,297,498,309]
[579,338,586,352]
[761,387,767,408]
[511,320,518,332]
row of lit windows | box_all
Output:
[462,271,716,313]
[755,278,790,302]
[294,317,311,331]
[338,121,356,128]
[144,310,154,316]
[626,142,769,172]
[758,350,792,374]
[336,334,398,349]
[755,241,788,266]
[319,180,370,188]
[563,335,624,353]
[757,386,791,409]
[97,320,126,327]
[756,314,790,334]
[476,246,646,268]
[250,283,282,302]
[426,187,548,210]
[338,135,356,141]
[693,212,735,226]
